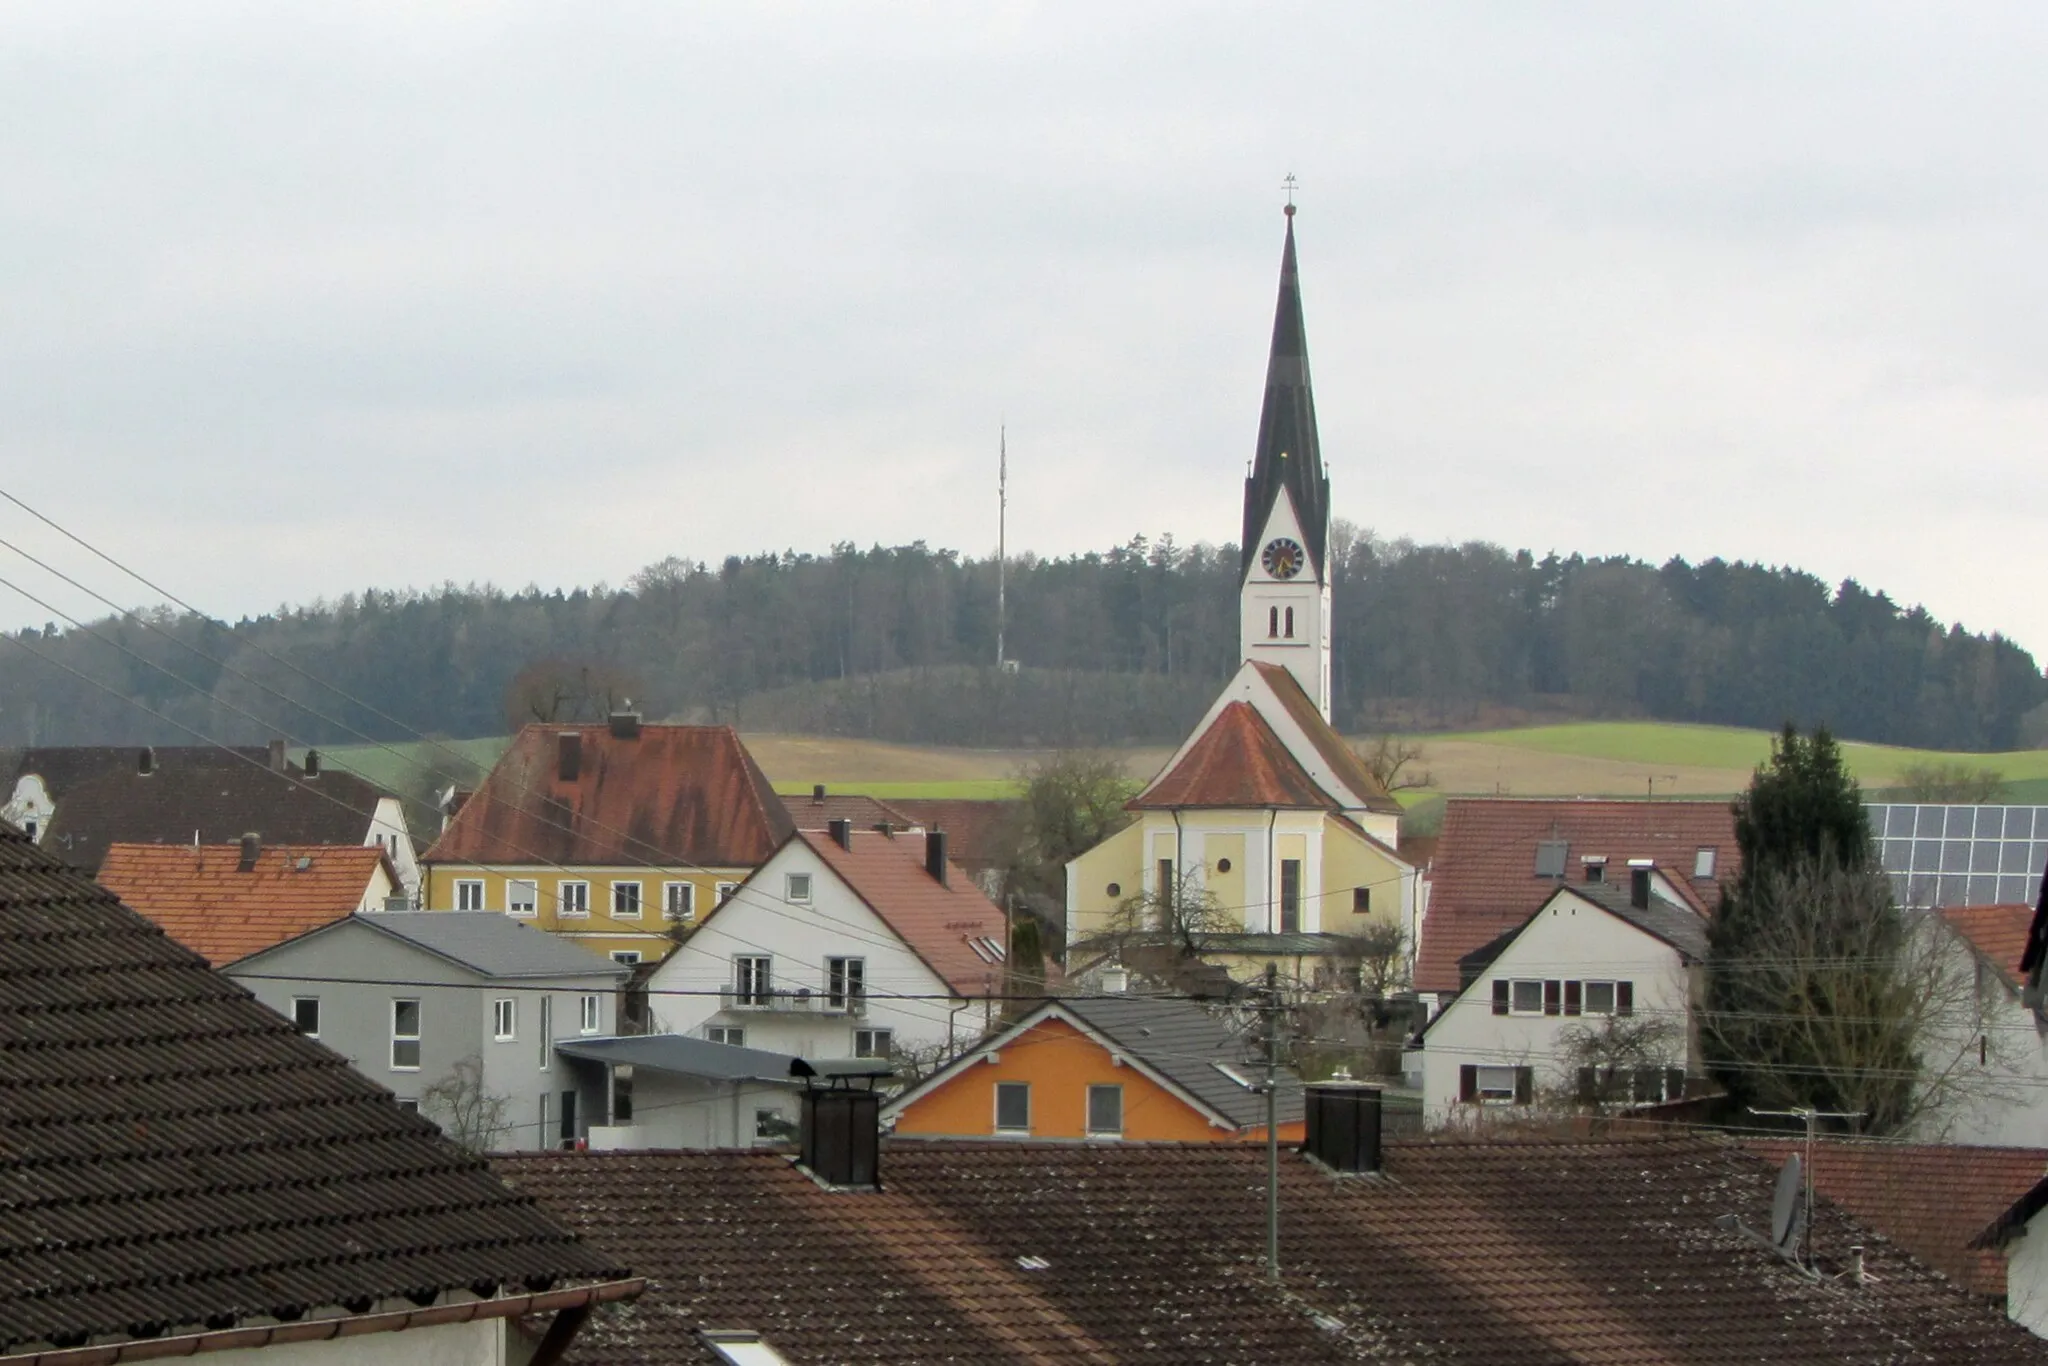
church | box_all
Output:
[1065,206,1420,986]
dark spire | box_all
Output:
[1240,205,1331,582]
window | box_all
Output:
[755,1107,791,1140]
[1156,858,1174,909]
[715,880,740,907]
[1509,980,1544,1015]
[827,956,866,1011]
[663,881,696,921]
[395,1098,420,1115]
[559,881,591,916]
[1284,606,1295,639]
[610,950,642,965]
[707,1025,746,1046]
[854,1027,893,1058]
[1694,847,1717,879]
[1583,859,1606,885]
[1465,1065,1525,1104]
[1352,886,1371,915]
[580,993,601,1034]
[455,879,486,912]
[1584,981,1617,1016]
[735,955,773,1006]
[1279,859,1301,933]
[994,1081,1031,1134]
[1268,605,1279,638]
[537,996,553,1067]
[507,879,539,916]
[390,999,421,1070]
[291,997,320,1037]
[1086,1084,1124,1137]
[611,1067,634,1123]
[493,998,516,1041]
[785,872,813,903]
[612,881,643,918]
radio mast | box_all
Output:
[996,425,1007,670]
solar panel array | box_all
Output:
[1868,803,2048,909]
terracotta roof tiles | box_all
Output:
[1944,903,2034,981]
[1131,701,1333,810]
[1248,662,1402,815]
[797,829,1010,998]
[97,842,393,966]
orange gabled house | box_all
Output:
[884,993,1306,1143]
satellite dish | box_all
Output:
[1771,1155,1805,1252]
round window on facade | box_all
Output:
[1106,883,1121,897]
[1216,858,1233,873]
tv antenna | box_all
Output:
[1718,1105,1863,1273]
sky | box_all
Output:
[2,3,2046,657]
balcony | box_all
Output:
[719,986,867,1016]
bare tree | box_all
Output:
[1555,1013,1688,1111]
[1330,921,1409,1003]
[1699,858,2019,1134]
[420,1054,512,1152]
[1355,734,1435,793]
[503,657,645,730]
[1096,867,1237,962]
[1897,762,2006,803]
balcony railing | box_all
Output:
[719,986,867,1016]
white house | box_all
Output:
[1978,1168,2048,1337]
[1413,880,1705,1124]
[648,822,1009,1061]
[1902,903,2048,1147]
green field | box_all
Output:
[313,736,510,793]
[771,779,1022,801]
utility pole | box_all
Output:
[1262,963,1282,1283]
[1749,1105,1864,1267]
[996,425,1007,670]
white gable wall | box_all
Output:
[1901,923,2047,1147]
[647,838,987,1059]
[1420,891,1693,1125]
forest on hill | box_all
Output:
[4,523,2044,754]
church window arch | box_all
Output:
[1284,607,1295,639]
[1268,606,1279,639]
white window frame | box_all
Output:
[493,998,516,1041]
[1509,979,1545,1016]
[507,878,539,916]
[854,1027,892,1058]
[663,881,696,921]
[291,996,320,1037]
[611,880,644,919]
[715,880,740,907]
[734,955,773,1006]
[1474,1065,1519,1103]
[707,1025,746,1047]
[785,872,813,904]
[1086,1083,1124,1138]
[580,993,601,1034]
[1694,847,1717,878]
[559,881,591,917]
[1583,981,1619,1017]
[827,956,865,1011]
[454,879,486,912]
[610,950,642,966]
[994,1080,1031,1135]
[390,998,421,1071]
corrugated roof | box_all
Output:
[12,747,388,873]
[1417,798,1740,994]
[1131,701,1334,810]
[1056,995,1303,1130]
[1746,1137,2048,1299]
[97,842,394,967]
[1249,662,1403,815]
[497,1137,2048,1365]
[1944,903,2033,981]
[0,821,621,1354]
[795,830,1009,999]
[424,723,793,869]
[356,911,629,979]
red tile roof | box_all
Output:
[97,842,394,966]
[1131,702,1334,810]
[1249,661,1403,815]
[1417,798,1740,993]
[797,829,1009,998]
[424,723,793,869]
[497,1136,2048,1365]
[883,798,1021,873]
[786,790,915,832]
[1745,1138,2048,1298]
[1944,904,2033,981]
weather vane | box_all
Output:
[1282,172,1298,217]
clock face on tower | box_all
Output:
[1261,538,1306,580]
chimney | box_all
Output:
[303,748,321,778]
[608,707,641,740]
[238,832,261,872]
[136,746,154,776]
[925,830,948,886]
[1303,1081,1383,1175]
[812,783,827,803]
[1630,866,1652,910]
[799,1086,881,1189]
[557,731,582,783]
[268,738,287,772]
[1100,965,1130,995]
[828,818,853,850]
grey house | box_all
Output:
[230,912,628,1151]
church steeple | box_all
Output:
[1239,204,1331,585]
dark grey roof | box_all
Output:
[1057,994,1304,1130]
[1189,930,1361,957]
[0,821,621,1354]
[556,1033,891,1082]
[361,911,629,979]
[1239,210,1330,583]
[1569,882,1712,961]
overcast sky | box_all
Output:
[3,4,2046,659]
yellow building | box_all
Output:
[1065,206,1417,985]
[420,716,793,965]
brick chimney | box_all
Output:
[1303,1081,1383,1175]
[925,830,948,886]
[799,1086,881,1190]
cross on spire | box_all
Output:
[1281,172,1299,216]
